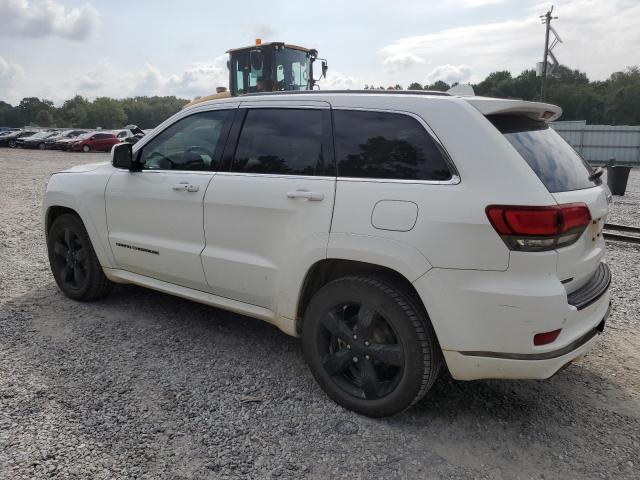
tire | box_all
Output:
[39,142,45,150]
[302,276,442,417]
[47,213,113,301]
[8,140,16,148]
[82,144,90,153]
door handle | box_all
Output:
[286,189,324,201]
[172,182,199,192]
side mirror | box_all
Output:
[112,142,135,170]
[321,60,328,78]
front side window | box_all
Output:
[333,110,452,181]
[139,110,230,171]
[232,108,329,176]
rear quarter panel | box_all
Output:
[328,96,557,271]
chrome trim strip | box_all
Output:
[337,174,460,185]
[212,172,336,181]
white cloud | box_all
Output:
[381,0,640,83]
[458,0,506,7]
[426,64,472,85]
[0,56,25,102]
[0,0,98,41]
[69,55,229,101]
[321,70,366,90]
[383,52,425,73]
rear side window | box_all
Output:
[333,110,452,181]
[488,115,595,193]
[232,108,330,176]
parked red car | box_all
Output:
[71,132,121,152]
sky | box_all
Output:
[0,0,639,105]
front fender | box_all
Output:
[43,168,115,268]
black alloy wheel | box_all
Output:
[303,276,441,417]
[47,214,112,301]
[318,301,404,400]
[51,227,89,293]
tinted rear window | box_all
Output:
[333,110,452,181]
[232,108,330,176]
[489,115,596,193]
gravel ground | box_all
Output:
[0,149,639,479]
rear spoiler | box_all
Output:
[462,96,562,122]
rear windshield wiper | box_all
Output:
[589,167,604,182]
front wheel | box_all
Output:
[47,214,113,301]
[302,276,441,417]
[39,142,45,150]
[82,145,90,153]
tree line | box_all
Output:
[371,65,640,125]
[0,95,189,129]
[1,65,639,128]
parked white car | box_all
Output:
[43,91,611,416]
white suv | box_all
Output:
[43,91,611,417]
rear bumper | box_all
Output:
[443,306,609,380]
[413,258,611,380]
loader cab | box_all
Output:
[228,42,327,96]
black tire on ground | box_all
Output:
[47,213,113,301]
[8,140,16,148]
[302,275,442,417]
[39,142,45,150]
[82,145,90,152]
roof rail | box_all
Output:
[243,90,451,97]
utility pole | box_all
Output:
[539,6,559,101]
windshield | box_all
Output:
[231,46,310,94]
[489,115,596,193]
[29,132,48,139]
[275,48,310,91]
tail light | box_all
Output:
[486,203,591,252]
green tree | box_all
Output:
[59,95,90,127]
[407,82,423,90]
[425,80,450,92]
[17,97,54,125]
[35,110,53,127]
[86,97,127,128]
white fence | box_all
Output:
[551,121,640,165]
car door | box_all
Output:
[201,101,336,310]
[105,105,236,291]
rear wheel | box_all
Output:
[38,142,45,150]
[8,139,16,148]
[82,144,90,152]
[302,276,441,417]
[47,214,112,301]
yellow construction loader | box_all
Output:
[184,40,328,108]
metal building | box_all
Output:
[552,121,640,165]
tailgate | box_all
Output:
[553,186,609,293]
